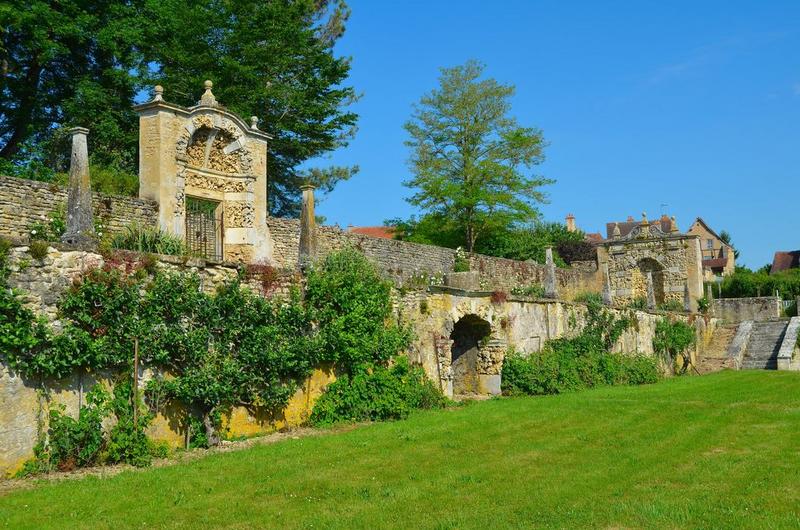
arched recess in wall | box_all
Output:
[636,257,666,304]
[450,314,491,396]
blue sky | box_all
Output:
[306,0,800,268]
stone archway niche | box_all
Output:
[449,314,492,396]
[636,257,666,305]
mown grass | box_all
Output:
[2,371,800,529]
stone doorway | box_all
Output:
[637,258,665,305]
[186,196,223,261]
[450,314,491,396]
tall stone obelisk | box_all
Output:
[298,184,317,269]
[61,127,95,245]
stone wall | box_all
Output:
[267,217,601,297]
[0,175,158,242]
[0,243,311,476]
[0,242,721,474]
[711,297,782,323]
[398,287,717,398]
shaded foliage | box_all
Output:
[501,299,658,396]
[1,0,358,214]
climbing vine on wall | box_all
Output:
[1,245,434,452]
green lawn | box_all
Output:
[2,371,800,529]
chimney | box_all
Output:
[298,184,316,268]
[626,215,634,223]
[565,213,576,232]
[61,127,95,246]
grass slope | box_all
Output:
[2,371,800,529]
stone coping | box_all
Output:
[427,285,696,316]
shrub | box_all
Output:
[720,268,800,300]
[653,319,696,374]
[110,224,186,256]
[29,239,49,261]
[244,262,279,294]
[501,299,657,396]
[18,386,109,474]
[103,379,155,467]
[625,297,648,310]
[490,290,508,304]
[310,357,447,426]
[697,296,710,314]
[306,248,412,374]
[29,209,66,242]
[555,240,597,265]
[574,292,603,305]
[453,247,470,272]
[657,299,685,312]
[510,285,545,298]
[501,349,659,397]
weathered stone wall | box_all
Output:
[0,242,720,474]
[0,243,313,477]
[0,175,158,241]
[267,217,601,297]
[397,287,717,397]
[711,297,782,323]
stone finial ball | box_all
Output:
[154,85,164,94]
[204,80,213,89]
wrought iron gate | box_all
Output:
[186,197,222,261]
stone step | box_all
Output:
[741,320,788,370]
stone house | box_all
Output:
[686,217,735,280]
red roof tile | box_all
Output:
[771,251,800,274]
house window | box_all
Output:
[706,239,713,249]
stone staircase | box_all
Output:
[741,320,789,370]
[696,325,738,374]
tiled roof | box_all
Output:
[771,251,800,274]
[702,258,728,269]
[605,216,674,239]
[347,226,397,240]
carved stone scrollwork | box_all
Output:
[620,223,669,241]
[176,114,253,175]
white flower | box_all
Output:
[31,229,37,235]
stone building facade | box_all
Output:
[596,214,704,310]
[134,82,272,263]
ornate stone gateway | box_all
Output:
[597,213,704,310]
[134,82,273,263]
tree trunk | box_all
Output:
[203,410,221,447]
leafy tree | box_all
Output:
[305,248,411,374]
[719,230,740,260]
[388,215,586,266]
[1,0,358,214]
[403,60,552,252]
[0,0,144,168]
[147,0,359,215]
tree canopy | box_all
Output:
[402,60,552,252]
[0,0,357,215]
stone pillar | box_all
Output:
[544,247,558,299]
[565,213,576,232]
[602,264,613,306]
[298,184,316,268]
[646,271,656,310]
[61,127,95,245]
[683,282,691,312]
